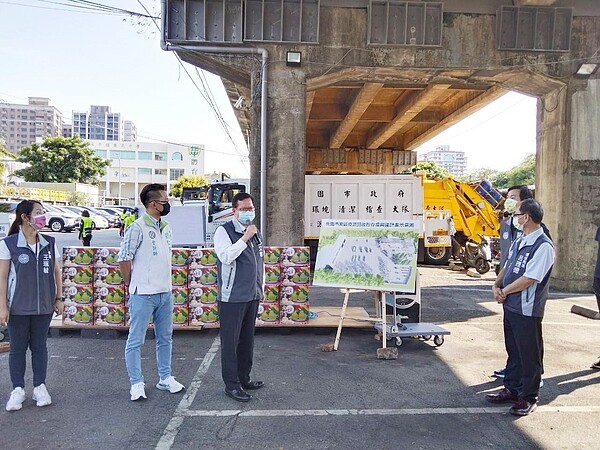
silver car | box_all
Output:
[42,204,81,233]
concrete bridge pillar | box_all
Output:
[538,78,600,291]
[261,62,307,246]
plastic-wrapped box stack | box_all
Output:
[279,247,311,325]
[171,249,190,328]
[257,247,282,326]
[61,245,311,329]
[93,247,126,326]
[188,249,219,328]
[62,247,95,326]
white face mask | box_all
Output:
[512,215,523,231]
[504,198,518,214]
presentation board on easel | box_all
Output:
[313,219,419,292]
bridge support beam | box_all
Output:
[538,78,600,291]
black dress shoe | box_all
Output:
[225,388,252,402]
[241,381,264,390]
[486,388,518,404]
[509,399,537,416]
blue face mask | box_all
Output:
[238,211,255,225]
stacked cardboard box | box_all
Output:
[61,245,311,329]
[257,247,282,326]
[171,249,190,328]
[62,247,95,326]
[93,247,126,326]
[188,249,219,328]
[279,247,311,325]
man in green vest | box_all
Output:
[79,210,93,247]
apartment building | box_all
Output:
[73,105,136,142]
[87,140,205,206]
[0,97,63,153]
[419,145,468,177]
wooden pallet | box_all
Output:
[49,306,371,331]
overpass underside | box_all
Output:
[163,0,600,291]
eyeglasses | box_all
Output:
[153,200,169,205]
[237,208,255,212]
[513,213,527,217]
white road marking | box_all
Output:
[182,405,600,418]
[155,335,220,450]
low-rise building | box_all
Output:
[87,140,205,206]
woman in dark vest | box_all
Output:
[0,200,63,411]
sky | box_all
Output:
[0,1,537,177]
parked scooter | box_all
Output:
[489,236,501,275]
[461,235,492,274]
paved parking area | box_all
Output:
[1,265,600,449]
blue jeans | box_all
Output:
[125,291,173,385]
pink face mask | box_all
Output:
[30,214,47,231]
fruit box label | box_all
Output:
[264,266,281,285]
[94,305,126,326]
[280,303,310,325]
[63,247,95,266]
[171,287,189,305]
[93,247,120,267]
[63,304,94,326]
[189,286,218,306]
[63,266,93,286]
[256,303,280,325]
[94,285,127,305]
[280,265,311,285]
[63,285,94,305]
[263,247,282,265]
[172,306,189,327]
[94,267,124,286]
[188,267,218,286]
[189,304,219,327]
[171,268,189,287]
[279,285,310,303]
[263,285,279,303]
[171,249,190,267]
[189,249,218,268]
[281,247,310,266]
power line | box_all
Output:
[135,0,248,168]
[0,0,121,14]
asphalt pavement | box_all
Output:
[1,230,599,449]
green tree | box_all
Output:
[410,161,452,179]
[494,154,536,189]
[67,191,89,206]
[15,136,110,184]
[169,175,208,198]
[463,167,501,183]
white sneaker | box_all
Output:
[156,376,185,393]
[130,382,147,401]
[32,384,52,407]
[539,379,544,388]
[6,387,26,411]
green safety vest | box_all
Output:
[81,217,93,238]
[124,215,135,229]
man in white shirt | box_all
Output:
[118,183,185,401]
[486,199,555,416]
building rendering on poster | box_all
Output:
[313,219,419,292]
